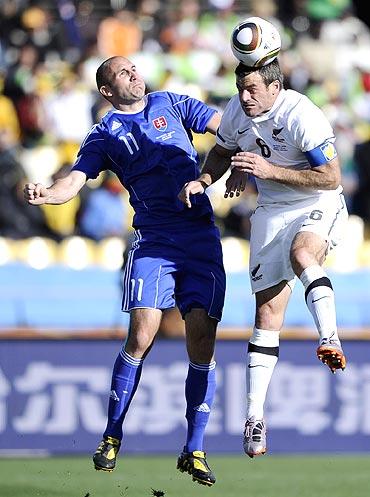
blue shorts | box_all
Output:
[121,222,226,321]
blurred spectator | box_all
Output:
[44,68,94,144]
[20,5,58,57]
[352,137,370,231]
[3,44,48,147]
[0,88,21,148]
[18,141,60,186]
[73,1,101,46]
[160,0,201,53]
[77,172,128,241]
[3,44,39,102]
[97,9,143,58]
[297,0,370,79]
[57,0,84,60]
[136,0,163,53]
[0,137,60,240]
[77,41,105,92]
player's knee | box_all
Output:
[126,330,154,355]
[290,245,312,273]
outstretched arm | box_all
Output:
[24,170,87,205]
[178,143,235,208]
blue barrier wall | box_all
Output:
[1,263,370,329]
[0,340,369,454]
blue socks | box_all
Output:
[184,361,216,453]
[103,348,143,441]
[103,352,216,451]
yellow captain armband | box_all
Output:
[305,140,337,166]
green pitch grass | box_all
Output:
[0,454,369,497]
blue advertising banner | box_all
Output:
[0,340,369,455]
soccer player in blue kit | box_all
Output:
[23,56,226,486]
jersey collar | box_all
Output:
[112,95,148,115]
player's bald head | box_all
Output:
[96,56,130,90]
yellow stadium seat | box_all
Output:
[221,236,250,272]
[16,237,59,269]
[325,215,364,272]
[41,196,80,238]
[96,237,126,270]
[58,236,97,269]
[358,241,370,268]
[0,237,18,265]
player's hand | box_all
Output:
[225,169,247,198]
[178,181,206,208]
[23,183,49,205]
[231,152,273,180]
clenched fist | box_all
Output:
[23,183,49,205]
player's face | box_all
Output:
[236,72,278,117]
[104,57,146,104]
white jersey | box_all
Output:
[216,88,342,205]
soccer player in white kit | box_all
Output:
[178,58,348,458]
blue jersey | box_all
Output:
[72,91,217,228]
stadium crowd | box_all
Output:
[1,0,370,243]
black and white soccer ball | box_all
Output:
[231,17,281,67]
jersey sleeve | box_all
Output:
[215,98,239,150]
[72,125,109,179]
[291,97,337,166]
[168,92,217,133]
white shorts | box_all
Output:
[249,192,348,293]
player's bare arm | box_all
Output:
[24,170,87,206]
[178,143,235,208]
[205,112,222,135]
[231,152,341,190]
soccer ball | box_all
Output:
[230,17,281,67]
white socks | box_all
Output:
[246,266,339,421]
[299,265,339,344]
[246,328,279,420]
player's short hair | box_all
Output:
[235,58,284,88]
[96,57,117,90]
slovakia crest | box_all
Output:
[152,116,167,131]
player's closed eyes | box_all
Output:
[118,67,136,78]
[237,85,258,93]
